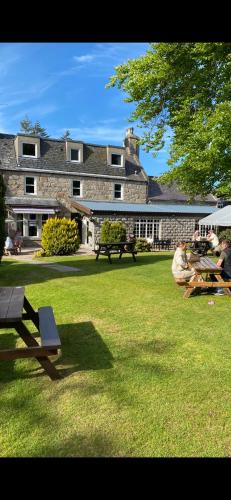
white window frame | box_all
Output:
[134,218,161,240]
[114,182,123,200]
[72,179,82,197]
[70,148,80,163]
[22,142,37,158]
[111,153,123,167]
[199,224,217,238]
[24,176,37,195]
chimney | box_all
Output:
[124,128,139,158]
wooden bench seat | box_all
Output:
[175,279,231,289]
[38,306,61,351]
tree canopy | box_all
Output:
[107,43,231,198]
[20,116,49,138]
[60,130,72,140]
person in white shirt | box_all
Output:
[4,236,14,256]
[192,230,201,242]
[172,241,196,280]
[206,230,220,254]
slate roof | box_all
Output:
[5,196,60,207]
[70,199,217,215]
[0,133,146,182]
[148,178,217,205]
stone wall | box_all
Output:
[89,213,199,248]
[3,171,147,203]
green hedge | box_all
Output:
[218,229,231,242]
[100,219,126,243]
[41,217,80,256]
[135,238,151,252]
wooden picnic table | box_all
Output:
[0,287,61,380]
[178,256,231,298]
[94,241,137,264]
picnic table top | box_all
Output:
[0,286,25,322]
[190,256,222,273]
[97,241,135,246]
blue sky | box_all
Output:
[0,42,170,176]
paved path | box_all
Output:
[2,245,94,272]
[29,262,82,272]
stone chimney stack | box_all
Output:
[124,127,139,158]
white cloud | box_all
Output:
[73,55,95,63]
[57,125,126,143]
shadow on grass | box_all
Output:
[0,321,113,382]
[0,253,172,287]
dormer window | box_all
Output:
[22,143,36,157]
[107,146,125,168]
[66,141,83,163]
[70,149,80,162]
[14,135,40,160]
[111,153,122,166]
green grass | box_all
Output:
[1,251,231,457]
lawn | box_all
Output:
[1,251,231,457]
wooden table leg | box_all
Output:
[23,296,39,328]
[16,321,61,380]
[183,273,201,298]
[215,274,231,296]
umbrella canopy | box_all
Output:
[199,205,231,227]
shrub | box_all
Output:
[218,229,231,243]
[135,238,151,252]
[41,217,80,256]
[0,176,6,263]
[34,249,46,258]
[100,219,126,243]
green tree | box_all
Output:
[107,43,231,198]
[20,115,33,134]
[0,175,6,263]
[100,219,126,243]
[20,116,49,137]
[41,217,80,256]
[60,130,72,140]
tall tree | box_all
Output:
[0,175,6,263]
[60,130,72,140]
[107,43,231,198]
[20,115,33,134]
[31,120,49,138]
[20,116,49,138]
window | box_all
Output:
[199,224,217,238]
[73,180,81,196]
[28,214,38,237]
[22,143,36,157]
[16,214,23,235]
[71,149,80,162]
[25,176,36,194]
[111,153,122,166]
[134,219,160,240]
[42,214,49,226]
[114,183,122,199]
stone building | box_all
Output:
[0,127,218,247]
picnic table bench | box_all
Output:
[94,241,137,264]
[0,287,61,380]
[175,256,231,298]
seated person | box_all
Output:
[192,229,201,250]
[192,230,201,242]
[206,229,220,254]
[214,239,231,295]
[172,241,196,281]
[4,235,14,255]
[14,230,23,254]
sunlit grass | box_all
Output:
[0,252,231,457]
